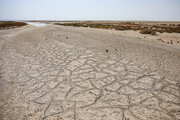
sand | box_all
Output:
[0,24,180,120]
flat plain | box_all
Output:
[0,21,180,120]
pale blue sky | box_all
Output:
[0,0,180,21]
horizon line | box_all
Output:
[1,19,180,22]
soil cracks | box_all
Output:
[0,34,180,120]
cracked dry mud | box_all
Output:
[0,26,180,120]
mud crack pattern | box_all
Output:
[2,40,180,120]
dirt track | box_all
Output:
[0,25,180,120]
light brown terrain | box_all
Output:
[0,22,180,120]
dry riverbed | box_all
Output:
[0,24,180,120]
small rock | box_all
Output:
[106,49,108,53]
[170,40,173,44]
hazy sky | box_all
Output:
[0,0,180,21]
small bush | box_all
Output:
[140,29,156,35]
[161,24,167,26]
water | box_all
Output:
[26,22,47,27]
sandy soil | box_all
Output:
[0,24,180,120]
[116,30,180,49]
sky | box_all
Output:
[0,0,180,21]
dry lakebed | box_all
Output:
[0,22,180,120]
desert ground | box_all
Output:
[0,22,180,120]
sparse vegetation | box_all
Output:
[55,22,180,34]
[0,21,27,29]
[140,29,156,35]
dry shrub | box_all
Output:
[57,22,180,33]
[0,21,27,29]
[140,29,156,35]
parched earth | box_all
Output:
[0,25,180,120]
